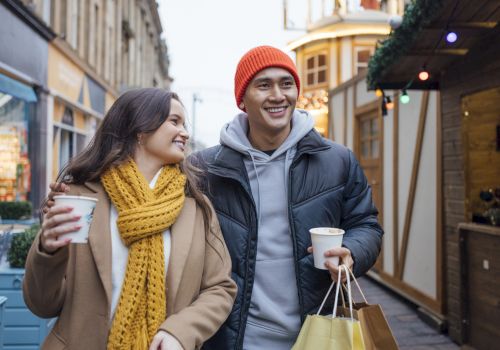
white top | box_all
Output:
[109,170,171,319]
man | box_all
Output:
[195,46,383,349]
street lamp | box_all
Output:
[191,93,203,144]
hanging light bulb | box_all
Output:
[400,90,410,104]
[375,88,383,97]
[418,69,429,81]
[446,31,458,43]
[386,96,394,110]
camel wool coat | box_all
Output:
[23,181,237,350]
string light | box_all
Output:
[386,96,394,110]
[418,69,429,81]
[400,90,410,104]
[446,31,458,43]
[375,88,383,97]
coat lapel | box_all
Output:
[167,198,196,310]
[82,182,113,309]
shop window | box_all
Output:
[0,93,31,201]
[359,115,379,160]
[59,129,74,169]
[361,0,381,10]
[305,52,328,87]
[355,46,374,74]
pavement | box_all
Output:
[356,277,459,350]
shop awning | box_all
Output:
[0,73,37,102]
[367,0,500,90]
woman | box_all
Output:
[23,88,237,350]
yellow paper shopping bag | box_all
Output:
[292,265,366,350]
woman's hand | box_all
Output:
[40,204,81,254]
[42,182,70,214]
[149,330,184,350]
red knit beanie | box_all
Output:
[234,46,300,110]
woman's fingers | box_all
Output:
[43,237,72,253]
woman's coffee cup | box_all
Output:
[309,227,345,269]
[53,195,98,243]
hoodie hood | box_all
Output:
[220,109,315,160]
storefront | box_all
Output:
[0,0,54,210]
[47,43,115,181]
[0,75,37,202]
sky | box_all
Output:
[157,0,305,147]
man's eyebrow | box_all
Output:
[252,75,294,84]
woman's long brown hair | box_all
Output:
[56,88,213,235]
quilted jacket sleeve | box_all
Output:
[340,150,384,277]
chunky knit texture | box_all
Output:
[234,45,300,110]
[102,159,186,350]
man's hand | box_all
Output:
[42,182,70,214]
[149,331,184,350]
[307,246,354,282]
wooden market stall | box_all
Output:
[366,0,500,347]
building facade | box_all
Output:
[287,0,406,137]
[1,0,171,211]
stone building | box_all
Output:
[0,0,171,210]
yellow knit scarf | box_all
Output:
[102,159,186,350]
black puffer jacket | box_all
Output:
[196,130,383,350]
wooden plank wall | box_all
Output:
[440,28,500,343]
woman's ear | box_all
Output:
[239,102,245,110]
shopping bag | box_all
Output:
[337,269,399,350]
[292,265,366,350]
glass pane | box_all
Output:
[0,94,30,201]
[77,134,87,154]
[371,118,378,135]
[60,129,74,169]
[307,57,315,69]
[318,54,326,67]
[371,140,379,158]
[361,120,370,139]
[361,141,369,158]
[357,49,371,64]
[361,0,380,10]
[357,66,368,74]
[318,69,327,83]
[307,73,315,86]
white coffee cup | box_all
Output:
[53,195,98,243]
[309,227,345,269]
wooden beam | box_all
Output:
[397,91,430,280]
[343,90,348,145]
[436,90,444,313]
[371,270,442,314]
[427,21,498,29]
[393,92,399,277]
[407,49,469,56]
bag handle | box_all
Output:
[332,265,353,321]
[346,267,368,304]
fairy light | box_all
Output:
[446,31,458,43]
[400,90,410,104]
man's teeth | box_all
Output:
[267,107,287,113]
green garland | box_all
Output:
[367,0,444,89]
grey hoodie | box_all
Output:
[220,109,315,350]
